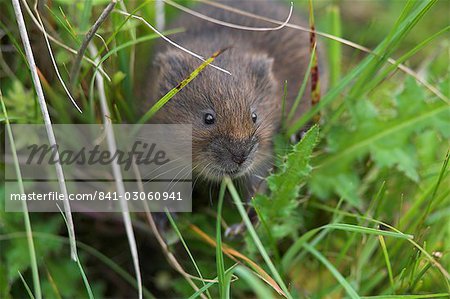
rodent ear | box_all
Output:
[153,53,165,70]
[249,55,274,80]
[154,51,184,71]
[153,50,191,85]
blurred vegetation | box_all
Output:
[0,0,449,298]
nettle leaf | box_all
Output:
[269,125,320,197]
[255,125,319,238]
[310,77,450,206]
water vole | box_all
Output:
[145,1,319,195]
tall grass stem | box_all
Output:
[11,0,78,262]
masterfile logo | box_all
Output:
[4,124,193,212]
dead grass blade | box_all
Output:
[89,43,143,299]
[11,0,78,262]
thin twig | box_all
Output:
[164,0,293,31]
[114,9,231,75]
[11,0,78,262]
[198,0,448,102]
[70,0,118,87]
[88,43,142,299]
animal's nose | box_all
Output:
[226,137,256,166]
[231,154,247,165]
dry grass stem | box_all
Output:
[164,0,293,31]
[89,43,143,299]
[11,0,78,262]
[114,9,232,75]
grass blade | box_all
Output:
[225,177,291,299]
[0,232,156,298]
[189,224,285,296]
[311,203,450,281]
[18,271,35,299]
[286,45,316,123]
[234,266,274,299]
[303,243,360,299]
[1,94,41,299]
[287,0,442,136]
[216,181,227,298]
[56,208,94,299]
[188,265,238,299]
[326,5,342,87]
[378,235,395,291]
[282,223,413,270]
[165,211,212,299]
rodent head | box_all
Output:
[151,49,280,181]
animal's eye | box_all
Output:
[251,112,257,123]
[204,113,215,125]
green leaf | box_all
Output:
[255,125,320,238]
[310,78,450,205]
[270,125,320,199]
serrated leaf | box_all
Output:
[255,125,319,239]
[269,125,320,199]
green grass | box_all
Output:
[215,181,226,299]
[0,0,449,298]
[1,96,41,299]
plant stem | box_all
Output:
[70,0,118,88]
[11,0,78,262]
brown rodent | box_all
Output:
[145,0,319,199]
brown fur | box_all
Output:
[143,0,316,186]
